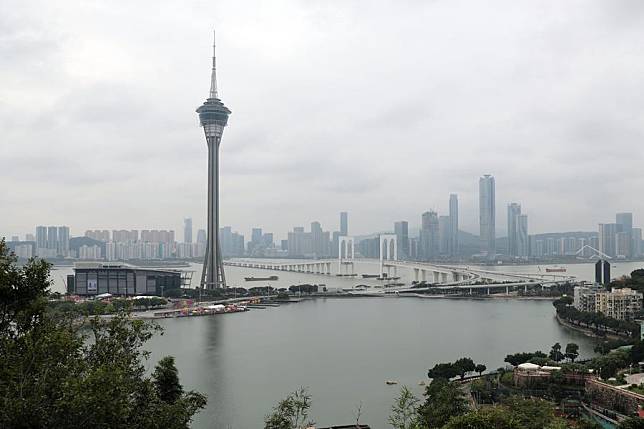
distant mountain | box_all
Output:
[458,230,479,257]
[69,236,105,253]
[458,230,508,256]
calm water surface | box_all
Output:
[48,260,644,428]
[144,298,597,429]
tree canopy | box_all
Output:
[0,239,206,428]
[418,379,468,428]
[264,387,314,429]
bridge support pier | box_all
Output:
[433,272,440,283]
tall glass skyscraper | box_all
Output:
[449,194,459,256]
[184,218,192,244]
[616,212,633,257]
[507,203,528,258]
[394,220,409,258]
[479,175,496,259]
[340,212,348,236]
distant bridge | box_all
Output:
[223,258,577,294]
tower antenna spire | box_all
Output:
[209,29,218,99]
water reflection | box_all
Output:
[144,298,598,429]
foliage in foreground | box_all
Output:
[264,387,314,429]
[0,239,206,428]
[391,382,593,429]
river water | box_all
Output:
[49,259,644,294]
[48,260,644,428]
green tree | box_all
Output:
[475,364,487,376]
[427,362,458,380]
[454,357,476,379]
[0,240,206,428]
[153,356,183,403]
[388,386,422,429]
[264,387,314,429]
[418,379,468,428]
[565,343,579,362]
[504,351,547,367]
[501,397,561,429]
[576,419,603,429]
[619,417,644,429]
[630,340,644,364]
[549,343,564,362]
[442,407,521,429]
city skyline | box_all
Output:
[3,1,644,239]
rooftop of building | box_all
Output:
[73,262,182,275]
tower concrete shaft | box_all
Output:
[197,30,231,289]
[201,134,226,289]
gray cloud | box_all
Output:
[2,0,644,240]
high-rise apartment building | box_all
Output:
[85,230,111,242]
[517,215,529,258]
[287,227,313,257]
[112,230,138,243]
[221,226,245,257]
[420,211,439,260]
[36,226,47,250]
[394,221,409,259]
[310,221,331,257]
[340,212,348,236]
[438,216,450,255]
[507,203,521,257]
[507,203,528,258]
[251,228,263,244]
[616,232,631,259]
[184,218,193,244]
[479,175,496,259]
[633,228,642,258]
[616,212,633,258]
[448,194,459,257]
[599,223,618,258]
[58,226,70,257]
[196,229,207,244]
[47,226,58,250]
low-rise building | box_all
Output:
[67,262,182,297]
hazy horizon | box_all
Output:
[3,0,644,240]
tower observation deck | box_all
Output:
[197,30,231,289]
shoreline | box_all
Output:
[325,292,557,301]
[554,313,626,340]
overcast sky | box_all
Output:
[2,0,644,241]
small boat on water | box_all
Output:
[385,380,399,385]
[362,274,380,278]
[245,275,279,281]
[545,266,567,273]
